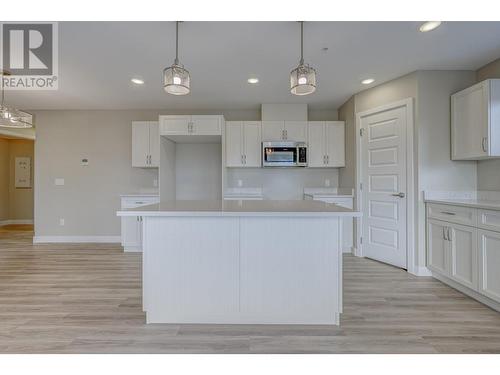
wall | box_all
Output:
[9,139,35,220]
[226,168,339,200]
[476,58,500,191]
[0,138,9,221]
[337,96,355,189]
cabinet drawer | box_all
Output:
[121,196,159,209]
[427,203,477,226]
[477,209,500,233]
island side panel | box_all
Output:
[239,217,341,324]
[144,216,240,323]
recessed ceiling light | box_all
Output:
[247,78,259,84]
[419,21,442,32]
[131,78,144,85]
[361,78,375,85]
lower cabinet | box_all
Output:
[478,230,500,303]
[120,195,160,252]
[426,203,500,308]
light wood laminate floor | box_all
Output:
[1,224,500,353]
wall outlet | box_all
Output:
[237,179,243,187]
[81,158,89,166]
[59,218,65,226]
[55,178,65,186]
[153,178,158,188]
[325,179,331,187]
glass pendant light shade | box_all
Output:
[163,21,191,96]
[0,70,33,128]
[290,63,316,95]
[163,63,190,95]
[290,21,317,96]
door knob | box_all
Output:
[391,192,405,198]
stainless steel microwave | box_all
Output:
[262,141,308,167]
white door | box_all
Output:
[149,122,160,167]
[284,121,307,142]
[308,122,325,167]
[325,121,345,167]
[225,121,243,167]
[243,121,262,167]
[427,219,449,275]
[192,115,221,135]
[448,223,477,290]
[262,121,284,141]
[132,121,150,167]
[159,115,191,135]
[361,106,407,268]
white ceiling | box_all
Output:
[6,21,500,111]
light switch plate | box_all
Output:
[55,178,65,186]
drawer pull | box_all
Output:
[440,211,456,216]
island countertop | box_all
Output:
[117,200,362,217]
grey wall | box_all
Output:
[226,168,339,200]
[337,96,355,189]
[476,58,500,190]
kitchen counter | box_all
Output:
[424,198,500,211]
[117,200,360,325]
[423,191,500,211]
[117,199,361,217]
[303,187,354,199]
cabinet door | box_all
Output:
[326,121,345,167]
[121,216,142,251]
[192,115,221,135]
[284,121,307,142]
[148,122,160,167]
[262,121,284,141]
[132,121,150,167]
[478,230,500,303]
[243,121,262,167]
[427,219,450,276]
[308,122,325,167]
[449,223,478,290]
[451,81,489,160]
[225,121,243,167]
[159,115,190,135]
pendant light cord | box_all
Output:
[174,21,179,65]
[300,21,304,65]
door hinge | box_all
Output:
[360,128,364,136]
[360,183,363,191]
[360,237,363,244]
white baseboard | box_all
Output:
[410,266,433,277]
[33,235,121,243]
[342,246,353,254]
[0,219,34,226]
[431,271,500,312]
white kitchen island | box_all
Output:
[117,200,361,325]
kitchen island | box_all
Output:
[117,200,361,325]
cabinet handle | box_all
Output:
[241,155,244,165]
[442,227,446,240]
[244,154,247,164]
[440,211,456,216]
[326,155,329,164]
[447,227,451,242]
[482,137,488,153]
[284,129,288,140]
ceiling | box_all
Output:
[5,21,500,111]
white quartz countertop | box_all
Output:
[425,198,500,211]
[117,200,362,217]
[120,192,159,198]
[303,188,354,198]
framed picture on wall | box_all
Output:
[15,157,31,188]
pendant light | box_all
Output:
[0,71,33,128]
[290,21,317,96]
[163,21,191,95]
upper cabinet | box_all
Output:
[262,121,307,142]
[226,121,262,167]
[451,79,500,160]
[132,121,159,168]
[159,115,223,142]
[308,121,345,167]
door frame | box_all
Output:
[354,98,416,274]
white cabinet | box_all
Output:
[159,115,222,142]
[308,121,345,167]
[262,121,307,142]
[427,219,449,275]
[226,121,261,167]
[120,195,160,252]
[478,229,500,303]
[132,121,159,168]
[451,79,500,160]
[449,223,478,290]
